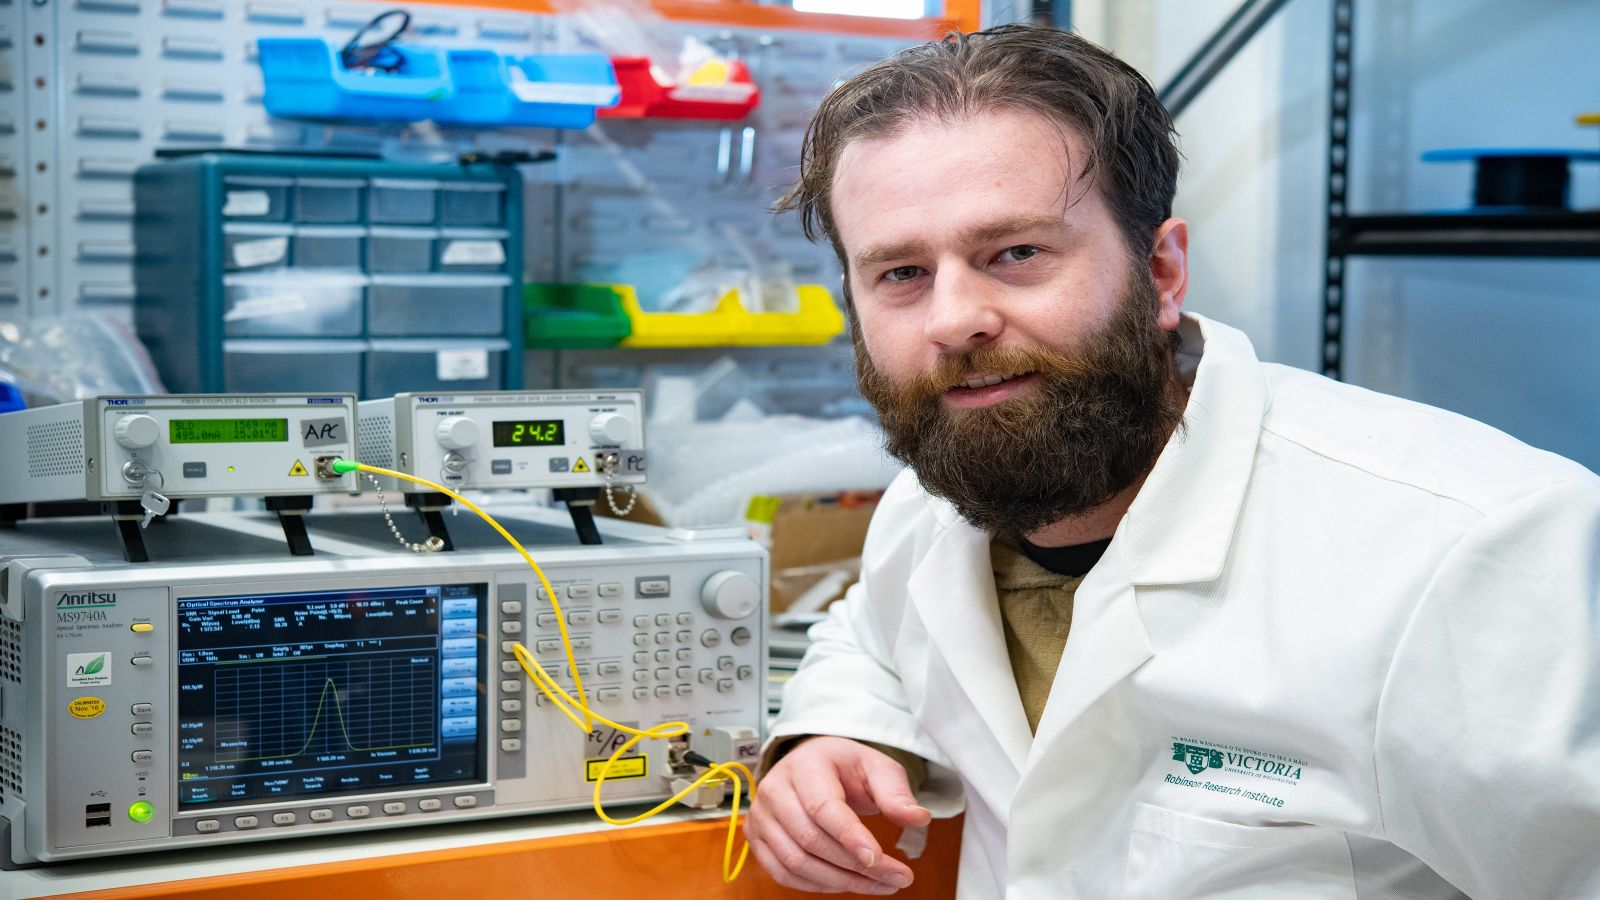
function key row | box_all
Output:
[513,577,674,604]
[193,796,480,832]
[529,609,628,628]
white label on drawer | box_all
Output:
[440,240,506,266]
[437,349,490,381]
[225,293,306,321]
[232,236,289,268]
[507,76,621,107]
[223,190,272,217]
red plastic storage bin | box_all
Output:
[598,56,760,121]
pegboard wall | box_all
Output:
[0,0,919,340]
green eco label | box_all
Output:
[68,652,113,687]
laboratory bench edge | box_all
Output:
[1,808,962,899]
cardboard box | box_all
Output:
[751,490,881,613]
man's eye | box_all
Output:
[884,266,923,283]
[1000,245,1040,263]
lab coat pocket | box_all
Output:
[1124,803,1356,900]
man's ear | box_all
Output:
[1148,217,1188,333]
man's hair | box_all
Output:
[776,24,1180,266]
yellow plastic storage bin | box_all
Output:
[618,283,845,348]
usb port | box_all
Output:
[85,803,111,815]
[85,816,112,828]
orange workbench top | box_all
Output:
[3,810,961,899]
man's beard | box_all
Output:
[854,270,1186,538]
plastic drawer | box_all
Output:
[370,179,438,224]
[258,38,454,123]
[294,227,364,270]
[295,178,364,223]
[223,226,292,272]
[365,338,508,397]
[366,228,438,273]
[367,275,507,336]
[222,176,291,222]
[224,339,364,394]
[222,272,365,338]
[434,230,509,274]
[438,182,505,226]
[523,283,632,348]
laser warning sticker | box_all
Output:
[585,722,646,782]
[586,756,647,782]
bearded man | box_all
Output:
[746,24,1600,900]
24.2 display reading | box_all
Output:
[169,418,289,444]
[492,420,564,447]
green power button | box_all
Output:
[128,801,154,823]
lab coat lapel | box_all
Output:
[907,518,1035,773]
[1025,555,1152,765]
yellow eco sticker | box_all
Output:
[288,459,309,476]
[68,697,106,719]
[572,456,590,474]
[585,755,647,783]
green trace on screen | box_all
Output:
[492,419,565,447]
[168,418,290,444]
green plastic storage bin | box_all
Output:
[523,283,632,348]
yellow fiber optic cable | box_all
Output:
[328,459,755,882]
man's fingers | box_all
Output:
[746,837,844,894]
[795,787,886,869]
[753,810,907,895]
[855,750,934,830]
[778,762,917,887]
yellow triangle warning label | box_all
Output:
[288,459,309,476]
[572,457,590,474]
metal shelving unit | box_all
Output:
[1320,0,1600,379]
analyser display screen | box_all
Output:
[492,420,565,447]
[168,418,289,444]
[175,584,486,809]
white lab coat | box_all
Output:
[769,314,1600,899]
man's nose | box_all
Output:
[922,264,1003,353]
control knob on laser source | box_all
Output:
[589,412,632,445]
[436,417,480,450]
[114,415,161,450]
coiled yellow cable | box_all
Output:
[329,459,754,882]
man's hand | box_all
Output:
[746,737,934,894]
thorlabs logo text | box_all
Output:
[57,592,116,609]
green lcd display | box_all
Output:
[493,420,565,447]
[168,418,290,444]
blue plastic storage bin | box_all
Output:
[438,51,620,128]
[258,38,454,122]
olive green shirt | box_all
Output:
[852,538,1079,792]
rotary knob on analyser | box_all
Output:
[435,416,480,450]
[700,571,759,620]
[588,412,633,445]
[114,415,161,450]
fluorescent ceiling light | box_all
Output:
[791,0,926,20]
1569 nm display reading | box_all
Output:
[169,418,289,444]
[492,420,564,447]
